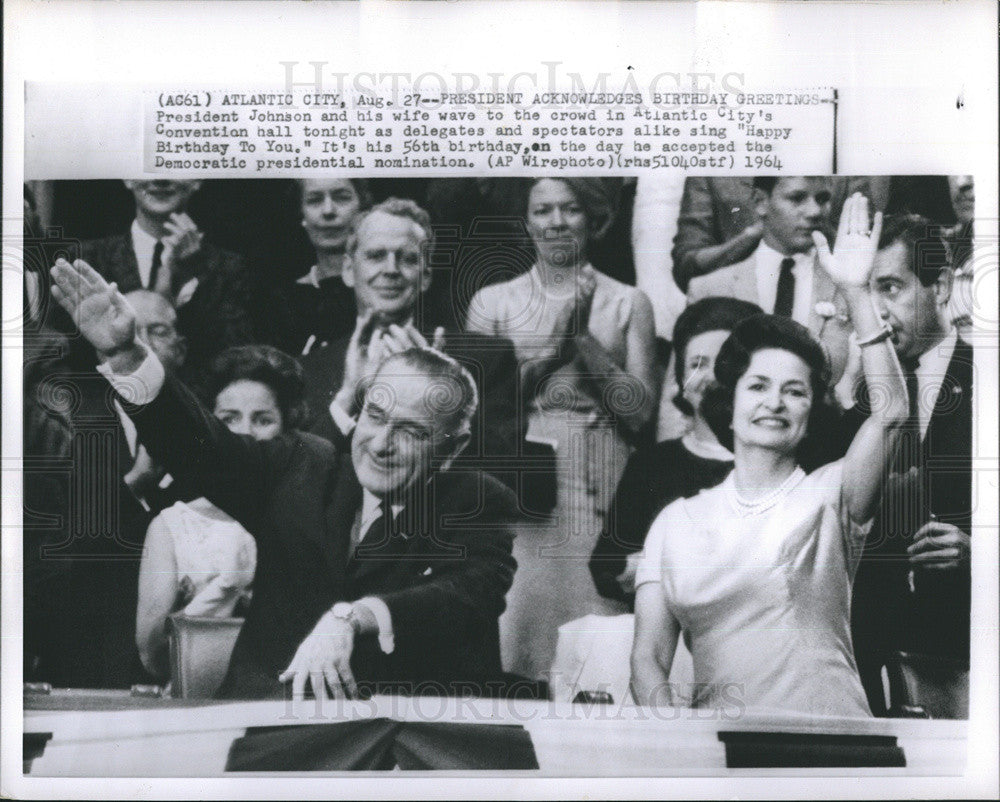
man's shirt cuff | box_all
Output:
[354,596,395,654]
[95,342,165,406]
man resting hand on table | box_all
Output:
[50,257,517,701]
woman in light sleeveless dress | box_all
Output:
[466,178,659,682]
[631,195,907,717]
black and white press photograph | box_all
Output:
[18,174,981,774]
[4,0,997,797]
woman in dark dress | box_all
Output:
[274,179,372,355]
[589,296,763,605]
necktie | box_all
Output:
[896,357,922,471]
[774,257,796,318]
[882,356,924,552]
[903,359,920,423]
[148,241,164,291]
[353,500,409,559]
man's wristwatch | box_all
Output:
[331,601,359,633]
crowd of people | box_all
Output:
[23,174,975,717]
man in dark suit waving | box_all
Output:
[300,197,524,491]
[49,257,518,701]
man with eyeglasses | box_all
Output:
[49,256,518,701]
[301,197,523,492]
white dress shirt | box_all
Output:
[913,328,958,439]
[131,220,160,289]
[754,241,815,325]
[357,488,405,545]
[131,219,200,306]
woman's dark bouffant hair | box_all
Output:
[672,296,764,416]
[700,314,839,469]
[201,345,309,431]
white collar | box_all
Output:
[297,261,347,288]
[360,488,405,527]
[915,327,958,377]
[681,431,734,462]
[754,241,815,323]
[530,262,597,298]
[131,218,158,251]
[757,239,814,268]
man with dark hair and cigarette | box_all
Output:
[848,214,973,717]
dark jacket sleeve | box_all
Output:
[478,336,525,460]
[378,478,517,655]
[301,339,353,451]
[671,178,760,294]
[589,447,658,604]
[122,372,314,531]
[671,178,719,293]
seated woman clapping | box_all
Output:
[630,194,908,717]
[135,345,308,680]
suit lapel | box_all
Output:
[923,338,972,457]
[348,477,440,589]
[325,454,363,574]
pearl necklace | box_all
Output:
[726,466,806,517]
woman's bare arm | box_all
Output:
[630,581,681,707]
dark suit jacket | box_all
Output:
[300,328,525,490]
[24,357,161,688]
[268,277,357,357]
[81,232,256,381]
[850,337,973,667]
[123,373,518,699]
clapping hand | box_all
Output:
[341,310,381,388]
[552,263,598,340]
[378,322,446,355]
[337,313,446,416]
[49,258,139,359]
[575,263,598,328]
[813,193,883,289]
[162,212,204,267]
